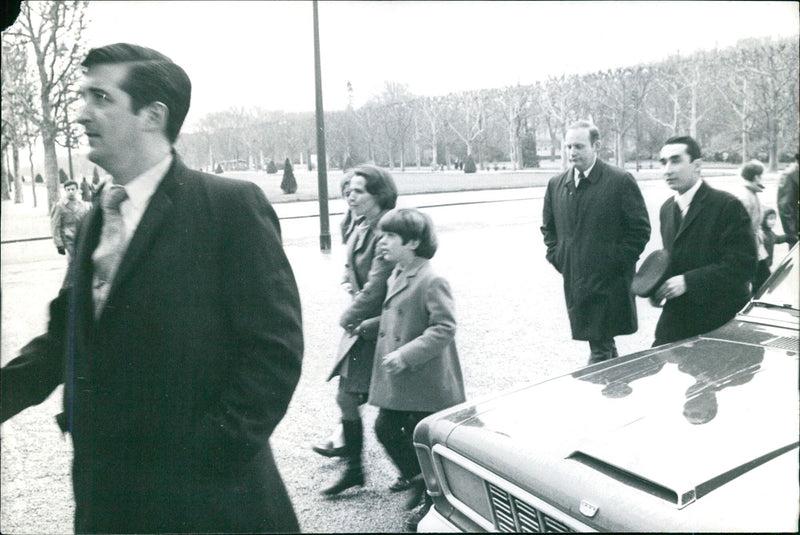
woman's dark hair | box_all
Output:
[378,208,438,259]
[761,208,777,230]
[82,43,191,144]
[352,164,397,210]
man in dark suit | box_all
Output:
[651,135,756,346]
[0,43,304,533]
[541,120,651,365]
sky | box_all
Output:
[78,1,799,132]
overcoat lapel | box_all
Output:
[674,182,708,242]
[72,205,104,327]
[103,164,177,316]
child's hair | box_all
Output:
[761,208,777,231]
[378,208,438,259]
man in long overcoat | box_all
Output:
[541,120,651,364]
[0,43,303,533]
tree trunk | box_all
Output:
[13,145,23,203]
[67,142,74,180]
[1,150,9,201]
[43,130,60,212]
[430,123,437,170]
[29,145,37,208]
[615,131,624,167]
[768,116,779,171]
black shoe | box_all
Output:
[389,476,412,492]
[404,474,426,509]
[321,466,365,496]
[404,499,432,532]
[312,440,347,458]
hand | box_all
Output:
[654,275,687,302]
[648,295,665,308]
[382,353,406,374]
[57,246,66,255]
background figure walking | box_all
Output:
[735,160,767,289]
[777,152,799,247]
[50,179,91,286]
[541,120,650,365]
[366,208,466,532]
[318,165,398,496]
[757,208,789,288]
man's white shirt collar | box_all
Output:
[574,157,597,186]
[107,154,173,237]
[674,178,703,216]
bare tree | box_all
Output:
[4,0,88,210]
[445,90,485,159]
[1,36,34,202]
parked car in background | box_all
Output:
[414,244,799,532]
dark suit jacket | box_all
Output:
[1,157,304,533]
[655,180,757,344]
[541,159,651,340]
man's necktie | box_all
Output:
[93,185,128,317]
[673,202,683,235]
[577,170,586,188]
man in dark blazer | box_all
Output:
[541,120,651,365]
[651,135,756,346]
[0,44,304,533]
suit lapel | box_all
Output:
[675,181,708,242]
[73,205,104,328]
[104,162,178,311]
[385,259,426,303]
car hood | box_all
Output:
[433,324,799,507]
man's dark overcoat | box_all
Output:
[655,181,756,344]
[328,209,394,393]
[541,159,651,340]
[0,157,304,533]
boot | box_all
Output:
[321,419,365,496]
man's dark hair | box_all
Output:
[741,160,764,182]
[567,120,600,145]
[378,208,438,259]
[82,43,191,144]
[352,164,398,210]
[64,180,78,189]
[663,135,702,162]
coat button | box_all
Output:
[380,332,385,337]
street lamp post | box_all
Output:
[312,0,331,252]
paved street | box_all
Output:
[1,175,791,533]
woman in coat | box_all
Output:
[316,165,399,496]
[365,208,466,529]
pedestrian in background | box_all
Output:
[541,120,651,365]
[777,152,798,247]
[79,175,93,201]
[365,208,466,532]
[757,208,789,288]
[317,164,398,496]
[651,135,756,346]
[735,159,768,288]
[50,179,91,286]
[0,43,303,533]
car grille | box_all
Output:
[488,483,574,533]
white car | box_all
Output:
[413,245,799,532]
